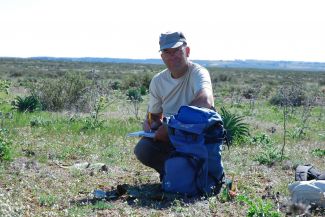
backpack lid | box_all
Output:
[168,117,206,134]
[176,106,223,125]
[168,106,223,134]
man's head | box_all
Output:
[159,31,190,77]
[159,31,187,51]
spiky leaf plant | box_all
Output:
[220,107,250,145]
[12,95,41,113]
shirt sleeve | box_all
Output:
[148,76,163,114]
[192,66,213,95]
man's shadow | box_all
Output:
[70,183,202,210]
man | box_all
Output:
[134,31,214,179]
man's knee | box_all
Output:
[134,137,174,171]
[134,138,153,165]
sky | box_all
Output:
[0,0,324,62]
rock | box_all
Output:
[87,163,108,172]
[70,162,90,170]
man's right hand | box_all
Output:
[143,113,163,132]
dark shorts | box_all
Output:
[134,137,174,175]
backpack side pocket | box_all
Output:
[162,153,205,196]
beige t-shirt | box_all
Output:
[148,61,213,117]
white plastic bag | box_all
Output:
[288,180,325,207]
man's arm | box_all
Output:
[190,88,214,109]
[154,88,214,143]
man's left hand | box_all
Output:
[154,125,169,143]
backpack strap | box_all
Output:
[204,122,228,149]
[208,171,225,194]
[223,129,230,149]
[295,165,321,181]
[318,172,325,180]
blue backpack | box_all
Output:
[162,105,225,196]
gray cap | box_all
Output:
[159,31,187,51]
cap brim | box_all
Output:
[159,41,184,51]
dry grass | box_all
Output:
[1,132,324,216]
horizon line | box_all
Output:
[1,56,325,64]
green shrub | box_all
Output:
[78,95,108,130]
[251,133,272,146]
[81,116,104,130]
[219,73,232,82]
[254,143,283,166]
[269,85,307,107]
[126,88,143,102]
[126,88,143,119]
[220,107,250,145]
[0,80,11,94]
[0,129,12,162]
[30,117,53,127]
[11,95,41,112]
[312,148,325,157]
[111,81,121,90]
[31,73,89,111]
[242,85,261,100]
[237,195,280,217]
[139,86,147,95]
[38,193,57,207]
[121,72,153,91]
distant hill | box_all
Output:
[28,57,325,71]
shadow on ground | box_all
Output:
[70,183,204,210]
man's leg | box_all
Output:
[134,137,174,175]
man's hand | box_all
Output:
[154,125,169,143]
[143,118,162,132]
[143,112,163,132]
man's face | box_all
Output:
[160,46,190,73]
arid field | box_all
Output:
[0,58,324,216]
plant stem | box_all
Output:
[281,105,286,161]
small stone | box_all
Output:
[71,162,90,170]
[282,160,293,170]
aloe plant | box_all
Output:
[220,107,250,145]
[12,95,41,113]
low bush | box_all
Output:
[121,72,153,91]
[0,129,12,162]
[237,195,281,217]
[312,148,325,157]
[126,88,143,102]
[0,80,11,94]
[254,143,283,166]
[269,85,307,107]
[31,73,89,111]
[30,117,53,127]
[111,81,121,90]
[251,133,272,146]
